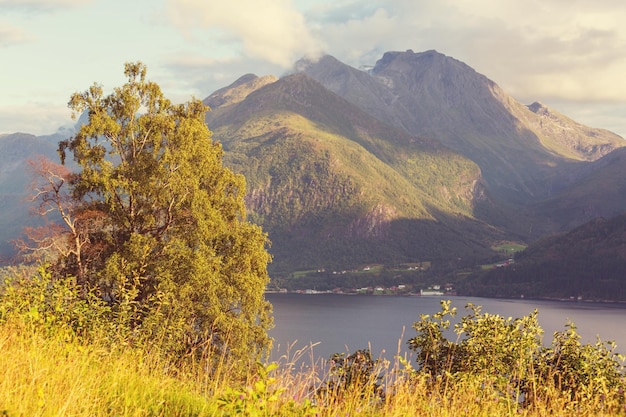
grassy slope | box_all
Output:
[207,75,507,273]
[2,308,624,416]
[0,322,217,416]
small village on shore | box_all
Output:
[267,283,456,296]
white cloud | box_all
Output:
[312,7,396,64]
[0,21,33,46]
[1,0,625,138]
[0,102,71,136]
[159,53,287,103]
[0,0,92,11]
[165,0,324,68]
[432,1,626,103]
[157,0,626,107]
[297,0,626,104]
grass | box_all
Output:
[492,242,527,253]
[0,320,218,416]
[2,317,625,417]
[292,269,320,279]
[2,268,623,416]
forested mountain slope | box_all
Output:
[461,212,626,301]
[205,73,507,273]
[1,50,624,280]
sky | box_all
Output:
[1,0,626,138]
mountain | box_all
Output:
[204,74,278,109]
[201,51,624,275]
[460,212,626,301]
[529,147,626,236]
[1,50,624,283]
[0,132,61,261]
[296,50,624,205]
[205,73,508,273]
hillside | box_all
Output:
[460,212,626,301]
[205,73,508,273]
[526,147,626,236]
[297,50,625,205]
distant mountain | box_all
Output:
[0,132,61,261]
[296,50,624,205]
[204,74,278,109]
[529,147,626,236]
[461,212,626,301]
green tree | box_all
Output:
[50,62,272,369]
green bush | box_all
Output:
[407,300,626,411]
[316,349,385,405]
[0,265,110,341]
[0,265,220,374]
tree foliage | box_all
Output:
[407,300,626,411]
[24,62,273,370]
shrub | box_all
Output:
[0,265,110,341]
[316,349,385,405]
[407,300,626,411]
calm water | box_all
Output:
[266,293,626,362]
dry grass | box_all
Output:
[1,321,624,416]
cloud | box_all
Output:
[0,0,92,48]
[303,0,384,24]
[299,0,626,103]
[426,1,626,103]
[152,0,626,138]
[0,0,92,11]
[0,102,71,136]
[159,0,626,105]
[0,21,33,46]
[159,53,286,102]
[165,0,324,68]
[310,7,397,64]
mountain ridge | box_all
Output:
[205,72,505,272]
[1,50,624,283]
[297,50,624,204]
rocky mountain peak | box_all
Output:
[203,73,278,110]
[527,101,550,116]
[294,54,344,73]
[373,49,444,68]
[371,49,487,88]
[298,49,625,204]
